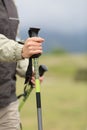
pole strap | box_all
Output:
[25,57,33,85]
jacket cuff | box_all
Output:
[15,43,24,60]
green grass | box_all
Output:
[16,53,87,130]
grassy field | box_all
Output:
[16,53,87,130]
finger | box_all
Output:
[27,37,44,42]
[28,45,42,51]
[39,76,44,83]
[30,50,43,56]
[31,77,35,85]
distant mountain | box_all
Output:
[19,27,87,53]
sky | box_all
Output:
[15,0,87,34]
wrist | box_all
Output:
[15,43,24,60]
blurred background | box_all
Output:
[15,0,87,130]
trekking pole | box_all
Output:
[29,27,44,130]
[18,64,48,112]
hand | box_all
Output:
[31,76,44,87]
[22,37,44,58]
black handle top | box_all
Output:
[39,65,48,76]
[29,28,40,37]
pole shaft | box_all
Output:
[34,58,43,130]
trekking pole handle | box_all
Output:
[28,27,41,58]
[39,65,48,76]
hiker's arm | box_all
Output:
[0,34,44,62]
